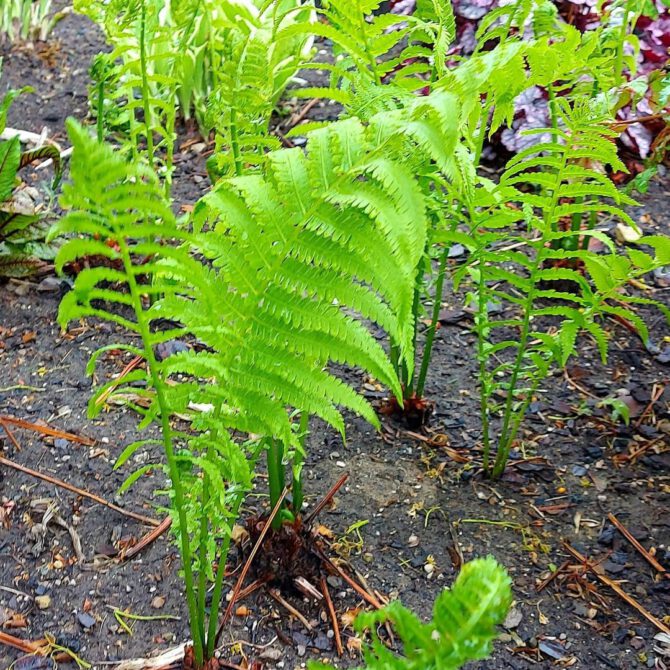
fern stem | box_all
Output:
[117,240,203,663]
[404,255,426,398]
[139,0,155,170]
[195,404,223,653]
[492,137,570,479]
[292,412,309,515]
[229,109,244,177]
[469,202,493,474]
[206,486,247,657]
[267,438,285,530]
[96,78,105,144]
[415,246,449,399]
[547,84,559,144]
[358,3,381,85]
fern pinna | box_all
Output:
[52,91,459,666]
[446,99,670,479]
[309,557,512,670]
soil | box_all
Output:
[1,6,670,670]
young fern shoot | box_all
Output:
[309,557,512,670]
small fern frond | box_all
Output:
[310,557,512,670]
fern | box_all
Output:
[289,0,455,118]
[205,0,315,179]
[444,99,670,478]
[309,557,512,670]
[51,92,460,664]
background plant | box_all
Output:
[309,557,512,670]
[79,0,314,178]
[0,0,70,43]
[204,0,315,179]
[392,0,669,171]
[0,68,62,277]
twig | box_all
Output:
[634,383,665,429]
[613,436,667,465]
[0,454,159,527]
[563,542,670,635]
[95,356,143,408]
[0,414,95,446]
[268,588,313,630]
[0,630,46,654]
[607,513,668,578]
[216,488,289,644]
[563,368,598,399]
[122,516,172,561]
[0,128,61,149]
[304,473,349,526]
[110,642,188,670]
[234,577,270,602]
[0,419,22,451]
[536,560,571,593]
[283,98,319,132]
[316,551,383,609]
[321,577,343,656]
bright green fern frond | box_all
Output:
[309,557,512,670]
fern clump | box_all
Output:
[446,99,670,478]
[51,89,464,665]
[310,557,512,670]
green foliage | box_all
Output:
[78,0,313,173]
[292,0,455,119]
[205,0,315,179]
[446,99,670,478]
[309,557,512,670]
[0,0,68,42]
[52,90,461,662]
[75,0,181,187]
[0,69,62,277]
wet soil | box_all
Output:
[1,7,670,670]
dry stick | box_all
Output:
[321,576,344,657]
[303,473,349,526]
[0,414,95,446]
[122,516,172,561]
[0,419,22,451]
[268,588,313,631]
[283,98,319,133]
[215,488,289,645]
[634,383,665,429]
[235,577,270,602]
[607,513,669,578]
[536,560,571,593]
[316,551,383,610]
[563,542,670,635]
[95,355,144,408]
[615,436,667,464]
[0,630,46,654]
[0,454,159,527]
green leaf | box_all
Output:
[0,137,21,203]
